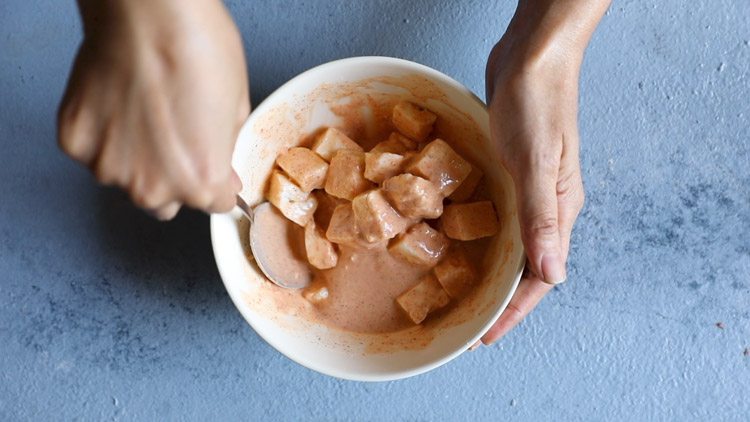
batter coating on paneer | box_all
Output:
[304,221,339,270]
[311,127,363,161]
[352,189,409,243]
[302,279,330,305]
[364,152,405,184]
[370,132,418,154]
[389,222,450,267]
[324,149,374,200]
[312,191,346,231]
[440,201,499,240]
[405,139,472,196]
[396,274,450,324]
[448,164,483,202]
[276,147,329,193]
[382,173,443,220]
[392,101,437,142]
[325,203,360,246]
[433,249,476,298]
[266,170,318,226]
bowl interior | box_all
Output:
[211,57,524,381]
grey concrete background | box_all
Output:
[1,0,748,420]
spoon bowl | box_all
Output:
[235,196,312,289]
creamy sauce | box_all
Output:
[245,74,510,347]
[308,239,489,333]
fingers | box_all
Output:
[514,144,567,285]
[556,129,585,261]
[481,271,553,345]
[149,202,182,221]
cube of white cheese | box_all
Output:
[405,139,472,196]
[447,164,483,202]
[324,150,375,200]
[370,132,418,154]
[440,201,499,240]
[312,191,346,231]
[433,249,476,298]
[276,147,329,192]
[382,173,443,219]
[302,279,330,305]
[364,151,405,183]
[266,170,318,226]
[311,127,363,162]
[389,223,450,267]
[392,101,437,141]
[325,203,360,246]
[304,221,339,269]
[352,189,409,243]
[396,275,450,324]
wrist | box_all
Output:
[497,7,587,77]
[76,0,225,39]
[486,0,609,99]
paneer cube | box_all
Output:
[276,147,329,192]
[364,152,405,183]
[325,203,385,249]
[389,223,450,267]
[324,150,375,200]
[405,139,472,196]
[313,191,346,231]
[433,249,476,298]
[352,189,409,243]
[304,221,339,269]
[448,164,483,202]
[302,279,330,305]
[266,170,318,226]
[396,275,450,325]
[382,174,443,219]
[311,127,363,161]
[392,101,437,141]
[370,132,418,154]
[325,203,360,246]
[440,201,499,240]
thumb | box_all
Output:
[513,157,566,285]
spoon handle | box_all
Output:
[235,195,255,223]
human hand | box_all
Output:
[58,0,249,220]
[478,0,610,346]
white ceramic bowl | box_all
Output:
[211,57,524,381]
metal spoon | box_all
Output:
[235,196,312,289]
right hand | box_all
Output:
[58,0,249,220]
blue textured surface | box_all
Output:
[1,0,749,420]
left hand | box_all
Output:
[475,0,611,348]
[478,27,586,346]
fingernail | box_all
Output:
[541,253,566,284]
[469,341,482,351]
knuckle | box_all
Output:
[57,118,86,160]
[94,163,116,186]
[502,301,525,326]
[557,170,585,212]
[523,213,560,240]
[522,148,560,175]
[153,203,181,221]
[130,184,163,209]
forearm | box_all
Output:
[76,0,227,40]
[487,0,610,97]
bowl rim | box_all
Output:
[211,56,525,382]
